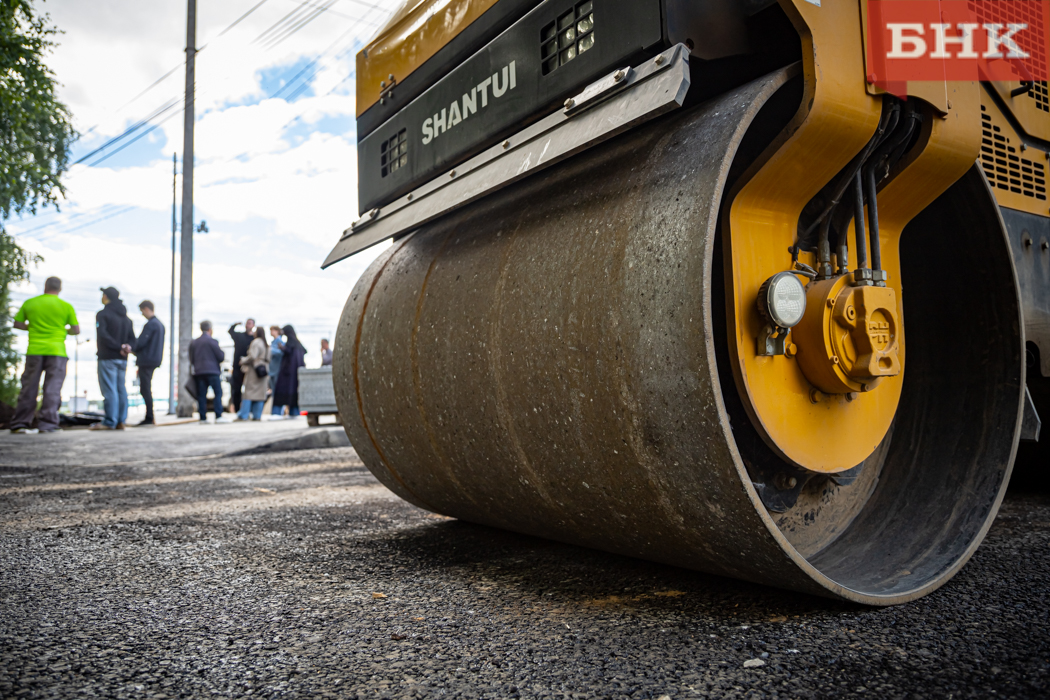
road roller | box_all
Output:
[323,0,1050,604]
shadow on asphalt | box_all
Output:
[341,514,861,621]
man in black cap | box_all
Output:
[91,286,135,430]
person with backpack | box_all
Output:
[236,327,270,421]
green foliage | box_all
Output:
[0,230,39,404]
[0,0,76,405]
[1,0,75,219]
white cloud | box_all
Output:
[7,0,398,402]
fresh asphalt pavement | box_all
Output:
[0,421,1047,699]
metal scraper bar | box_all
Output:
[322,43,691,269]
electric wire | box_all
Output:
[74,0,280,165]
[11,204,124,236]
[116,65,184,113]
[288,0,364,22]
[218,0,274,37]
[72,99,181,166]
[61,206,140,234]
[19,0,384,239]
[86,109,186,169]
[254,0,314,45]
[270,23,361,100]
[339,0,387,12]
[264,0,340,50]
[89,0,376,162]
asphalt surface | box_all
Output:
[0,422,1048,699]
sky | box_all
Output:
[7,0,401,403]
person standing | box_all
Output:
[268,325,284,392]
[189,320,231,423]
[320,338,332,367]
[237,327,271,421]
[271,324,306,420]
[228,319,255,413]
[91,286,135,431]
[130,300,165,426]
[9,276,80,434]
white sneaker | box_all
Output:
[265,414,284,421]
[215,415,235,424]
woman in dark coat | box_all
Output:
[271,324,306,419]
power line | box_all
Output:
[11,204,124,236]
[253,0,313,45]
[216,6,381,162]
[280,0,367,22]
[20,0,385,245]
[86,108,185,169]
[339,0,387,13]
[71,0,376,169]
[264,0,340,50]
[72,99,180,166]
[61,206,140,234]
[16,205,139,242]
[116,65,184,113]
[270,22,359,100]
[217,0,273,37]
[72,0,282,165]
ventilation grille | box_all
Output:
[969,0,1048,109]
[541,1,594,76]
[980,104,1047,200]
[381,129,407,178]
[1033,81,1050,112]
[968,0,1047,76]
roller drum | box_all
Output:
[334,72,1024,604]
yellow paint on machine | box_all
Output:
[979,90,1050,218]
[357,0,502,118]
[724,0,980,472]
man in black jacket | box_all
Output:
[190,320,228,423]
[131,300,165,426]
[228,319,255,413]
[91,286,136,431]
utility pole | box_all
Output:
[168,152,177,414]
[176,0,197,417]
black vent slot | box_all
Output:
[979,104,1047,200]
[541,1,594,76]
[1032,82,1049,113]
[381,129,407,178]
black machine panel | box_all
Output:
[356,0,541,142]
[357,0,664,214]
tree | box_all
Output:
[0,0,76,405]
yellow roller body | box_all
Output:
[726,0,983,473]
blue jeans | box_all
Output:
[272,404,299,416]
[195,374,223,420]
[237,400,265,420]
[98,359,128,428]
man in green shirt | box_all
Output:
[10,276,80,433]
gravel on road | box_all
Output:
[0,423,1048,699]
